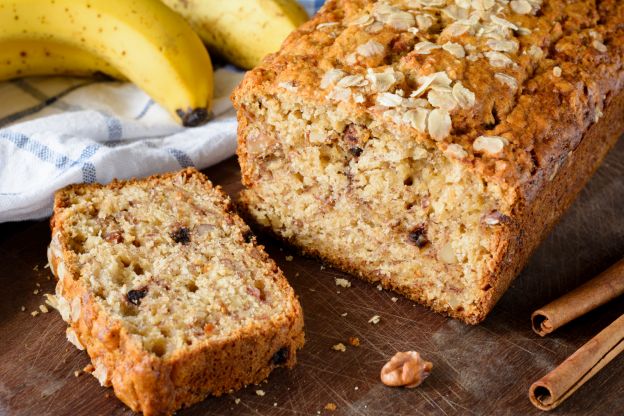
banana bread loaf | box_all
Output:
[233,0,624,323]
[47,168,304,415]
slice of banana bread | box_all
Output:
[47,168,304,416]
[233,0,624,323]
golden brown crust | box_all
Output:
[233,0,624,323]
[48,168,305,416]
[234,0,624,196]
[475,87,624,323]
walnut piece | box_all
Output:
[380,351,432,388]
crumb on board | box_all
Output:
[255,390,265,396]
[234,398,241,405]
[45,293,58,309]
[340,312,348,317]
[391,297,398,302]
[33,265,39,271]
[331,343,346,352]
[74,370,81,377]
[39,304,49,313]
[324,402,337,411]
[33,289,39,295]
[354,386,359,390]
[335,278,351,288]
[368,315,381,324]
[376,284,383,291]
[44,262,50,269]
[36,282,40,287]
[273,402,278,407]
[348,336,360,347]
[285,255,293,261]
[20,306,26,312]
[295,272,300,277]
[320,265,325,270]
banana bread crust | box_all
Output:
[48,169,305,415]
[235,0,624,187]
[233,0,624,322]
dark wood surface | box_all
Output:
[1,139,623,416]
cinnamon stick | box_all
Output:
[532,257,624,336]
[529,314,624,411]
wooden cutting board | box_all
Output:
[1,139,622,416]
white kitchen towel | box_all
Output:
[0,0,325,223]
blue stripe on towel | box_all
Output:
[1,131,101,181]
[105,116,123,140]
[0,80,95,128]
[166,148,194,168]
[81,163,97,183]
[135,99,155,120]
[0,130,72,168]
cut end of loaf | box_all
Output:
[48,168,304,415]
[236,96,510,323]
[54,170,298,356]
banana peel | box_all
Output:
[160,0,309,69]
[0,39,126,80]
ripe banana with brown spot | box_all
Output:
[160,0,309,69]
[0,0,213,126]
[0,39,125,80]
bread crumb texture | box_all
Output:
[47,168,304,416]
[233,0,624,323]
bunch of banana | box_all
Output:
[160,0,309,69]
[0,0,213,127]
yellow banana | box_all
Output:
[0,39,125,80]
[160,0,309,69]
[0,0,213,126]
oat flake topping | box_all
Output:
[316,0,545,142]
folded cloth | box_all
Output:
[0,0,324,223]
